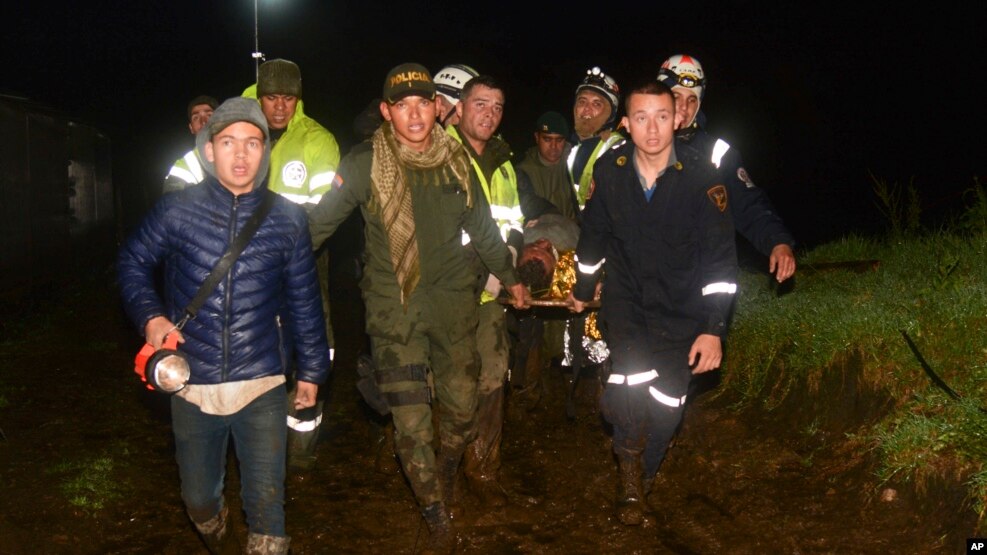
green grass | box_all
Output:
[723,224,987,516]
[48,454,128,514]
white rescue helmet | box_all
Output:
[657,54,706,102]
[575,66,621,130]
[434,64,479,105]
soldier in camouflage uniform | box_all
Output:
[309,63,527,552]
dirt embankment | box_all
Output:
[0,277,978,554]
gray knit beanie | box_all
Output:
[196,97,271,185]
[257,59,303,98]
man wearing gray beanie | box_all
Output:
[118,97,330,555]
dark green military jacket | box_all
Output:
[309,141,518,345]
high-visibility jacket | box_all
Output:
[242,84,341,208]
[567,132,623,207]
[163,149,205,194]
[446,125,522,242]
[447,125,522,304]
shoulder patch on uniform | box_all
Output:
[737,167,756,189]
[282,161,307,188]
[674,161,683,171]
[707,184,728,212]
[331,174,344,190]
[615,155,627,167]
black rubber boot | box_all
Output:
[464,386,508,507]
[616,454,646,526]
[437,449,464,519]
[421,502,454,554]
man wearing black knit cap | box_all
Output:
[243,59,341,471]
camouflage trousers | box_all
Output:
[372,306,480,507]
[475,301,510,394]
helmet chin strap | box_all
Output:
[440,107,457,128]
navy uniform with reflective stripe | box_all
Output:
[573,139,738,351]
[678,126,795,256]
[572,139,738,477]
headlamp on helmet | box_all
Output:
[657,54,706,102]
[575,66,621,131]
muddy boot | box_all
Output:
[374,421,400,474]
[437,449,464,519]
[514,346,546,413]
[421,502,454,554]
[245,533,290,555]
[193,505,240,555]
[464,386,508,507]
[616,454,646,526]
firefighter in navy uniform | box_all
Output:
[658,53,796,282]
[569,81,738,526]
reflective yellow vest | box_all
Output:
[163,149,205,193]
[447,125,522,242]
[567,132,624,207]
[447,125,522,304]
[242,85,341,207]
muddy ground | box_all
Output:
[0,270,978,554]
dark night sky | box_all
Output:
[5,1,985,246]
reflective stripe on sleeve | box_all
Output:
[309,170,336,190]
[278,192,324,205]
[461,231,471,246]
[711,139,731,169]
[286,412,323,432]
[575,255,605,274]
[702,282,737,296]
[183,151,205,182]
[649,386,687,407]
[607,369,658,385]
[490,204,523,225]
[167,166,197,184]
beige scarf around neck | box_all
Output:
[370,122,473,305]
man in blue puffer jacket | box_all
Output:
[118,97,329,555]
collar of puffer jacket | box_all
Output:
[202,175,270,208]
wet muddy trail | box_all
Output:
[0,274,974,554]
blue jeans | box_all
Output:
[172,384,287,536]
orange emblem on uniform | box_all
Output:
[707,184,728,212]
